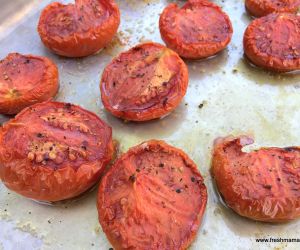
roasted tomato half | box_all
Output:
[245,0,300,18]
[159,0,233,59]
[0,101,113,202]
[38,0,120,57]
[0,53,58,115]
[243,13,300,72]
[100,42,189,121]
[98,140,207,250]
[212,136,300,222]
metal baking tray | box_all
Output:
[1,0,300,249]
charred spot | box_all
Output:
[24,59,30,64]
[129,174,136,183]
[132,46,142,52]
[191,177,196,182]
[64,103,72,109]
[36,133,43,138]
[112,82,116,87]
[176,189,181,193]
[81,145,87,150]
[136,168,140,172]
[159,163,164,168]
[277,178,281,182]
[284,147,295,152]
[263,184,272,190]
[162,82,168,87]
[135,73,145,78]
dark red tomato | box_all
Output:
[0,53,58,115]
[38,0,120,57]
[212,136,300,222]
[159,0,233,59]
[245,0,300,17]
[100,42,189,121]
[244,13,300,72]
[98,140,207,250]
[0,101,113,202]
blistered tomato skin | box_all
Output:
[159,0,233,59]
[243,13,300,72]
[100,42,189,121]
[38,0,120,57]
[0,53,58,115]
[0,101,114,202]
[212,136,300,222]
[245,0,300,18]
[98,140,207,250]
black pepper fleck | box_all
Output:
[129,174,136,183]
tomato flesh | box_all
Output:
[98,140,207,249]
[0,101,113,202]
[100,42,189,121]
[0,53,58,114]
[212,136,300,222]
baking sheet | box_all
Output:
[1,0,300,249]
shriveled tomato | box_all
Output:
[245,0,300,18]
[38,0,120,57]
[243,13,300,72]
[0,53,58,115]
[0,101,113,202]
[100,42,189,121]
[159,0,233,59]
[98,140,207,250]
[212,136,300,222]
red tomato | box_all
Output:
[0,101,113,202]
[0,53,58,115]
[38,0,120,57]
[212,136,300,222]
[98,140,207,250]
[243,13,300,72]
[159,0,233,59]
[245,0,300,17]
[100,42,189,121]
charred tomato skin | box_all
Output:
[0,101,114,202]
[100,42,189,121]
[0,53,58,115]
[245,0,300,18]
[159,0,233,59]
[38,0,120,57]
[98,140,207,250]
[212,136,300,222]
[243,13,300,72]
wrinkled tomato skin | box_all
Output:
[100,42,189,121]
[0,101,114,202]
[0,53,58,115]
[38,0,120,57]
[243,13,300,72]
[212,136,300,222]
[98,140,207,250]
[159,0,233,59]
[245,0,300,18]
